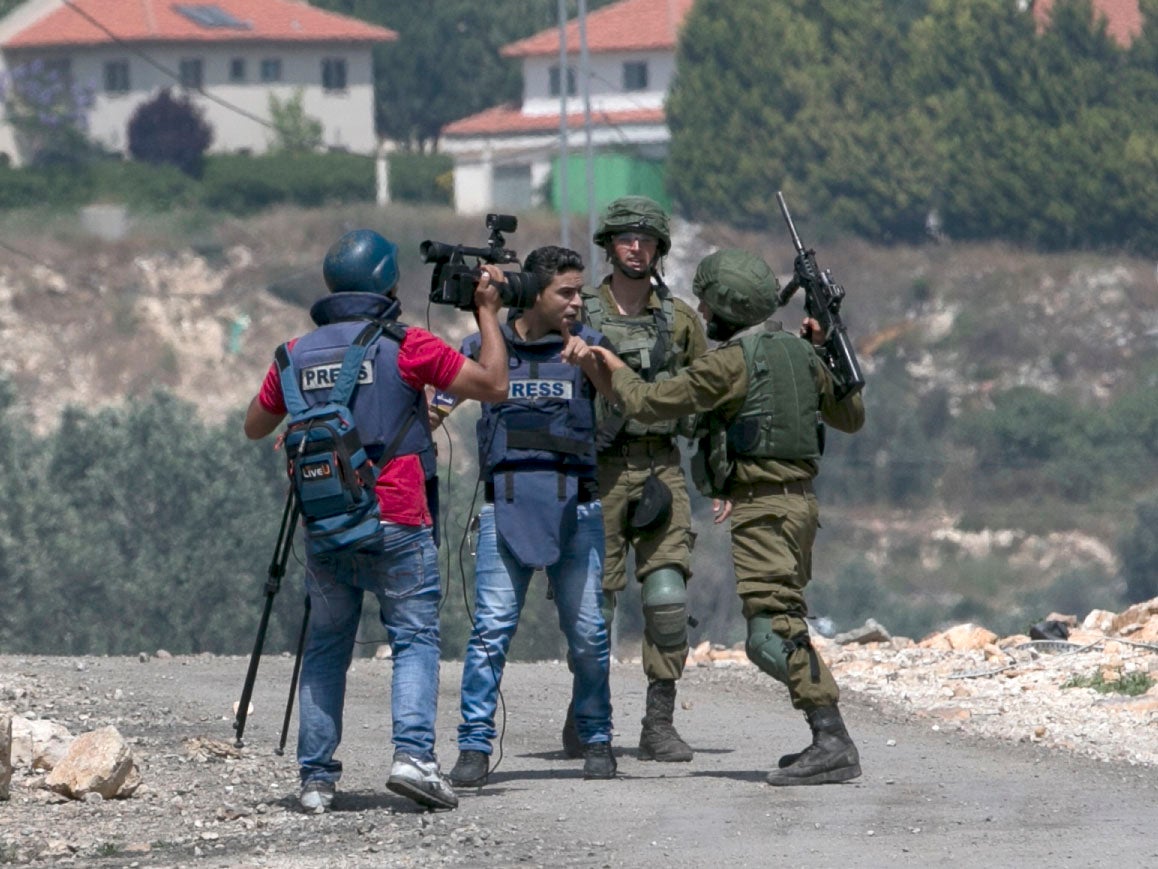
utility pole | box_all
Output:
[578,0,598,274]
[557,0,570,250]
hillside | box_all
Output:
[1,203,1155,642]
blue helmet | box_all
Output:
[323,229,400,295]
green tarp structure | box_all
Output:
[551,152,671,214]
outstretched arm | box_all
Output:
[562,338,623,401]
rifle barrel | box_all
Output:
[776,191,805,254]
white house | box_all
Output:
[441,0,693,215]
[0,0,395,166]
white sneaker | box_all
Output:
[386,753,458,811]
[299,779,335,813]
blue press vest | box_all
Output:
[465,323,600,482]
[288,292,435,480]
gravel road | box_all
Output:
[2,653,1156,868]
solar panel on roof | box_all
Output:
[173,4,252,30]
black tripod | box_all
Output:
[233,490,310,752]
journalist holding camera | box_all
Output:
[428,244,619,787]
[242,228,510,814]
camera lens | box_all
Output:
[501,271,542,309]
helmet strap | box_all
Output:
[609,249,655,282]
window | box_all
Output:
[321,58,347,92]
[260,58,282,83]
[548,65,576,97]
[229,58,246,82]
[104,59,130,93]
[623,61,648,91]
[179,58,203,89]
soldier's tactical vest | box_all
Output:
[696,330,820,495]
[465,323,601,568]
[288,316,436,482]
[582,284,683,441]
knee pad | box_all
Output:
[641,568,688,650]
[745,615,790,685]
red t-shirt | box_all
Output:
[257,326,465,526]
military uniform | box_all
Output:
[612,331,863,706]
[605,247,866,786]
[583,277,708,681]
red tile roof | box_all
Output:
[443,102,665,137]
[502,0,693,57]
[3,0,396,48]
[1033,0,1142,46]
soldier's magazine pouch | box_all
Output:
[494,469,578,569]
[629,471,672,533]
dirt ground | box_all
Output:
[2,653,1156,868]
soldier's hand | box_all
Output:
[575,344,625,373]
[800,317,825,346]
[712,499,733,524]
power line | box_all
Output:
[61,0,273,129]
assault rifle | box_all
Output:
[775,191,865,401]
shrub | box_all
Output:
[0,164,93,209]
[127,88,214,178]
[1119,491,1158,603]
[388,151,453,205]
[89,159,196,211]
[201,152,374,214]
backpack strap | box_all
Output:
[651,282,675,375]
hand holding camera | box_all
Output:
[473,265,505,315]
[421,213,542,311]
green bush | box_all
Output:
[388,152,453,205]
[201,152,375,214]
[89,159,196,211]
[0,165,93,209]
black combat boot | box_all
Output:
[638,679,693,762]
[582,741,617,779]
[561,701,583,759]
[765,705,861,786]
[448,750,489,788]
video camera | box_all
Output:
[420,213,541,311]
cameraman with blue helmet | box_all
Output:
[244,228,510,813]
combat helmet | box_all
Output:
[323,229,400,295]
[692,249,779,329]
[592,196,671,256]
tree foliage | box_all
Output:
[267,89,324,153]
[0,57,97,166]
[307,0,618,151]
[127,88,214,178]
[1119,492,1158,603]
[0,389,295,655]
[668,0,1158,254]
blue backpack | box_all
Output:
[275,322,413,555]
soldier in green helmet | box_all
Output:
[565,248,866,786]
[559,195,709,764]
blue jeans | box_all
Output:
[458,502,612,753]
[297,523,442,785]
